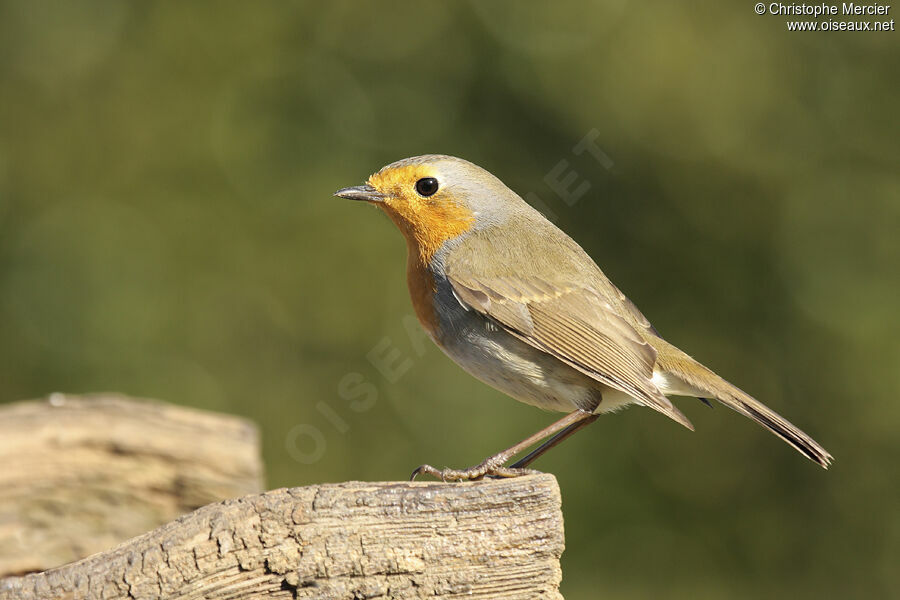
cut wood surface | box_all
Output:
[0,475,564,600]
[0,394,264,577]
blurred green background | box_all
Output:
[1,1,897,598]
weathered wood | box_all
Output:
[0,394,264,577]
[0,475,564,600]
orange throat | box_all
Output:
[378,199,474,265]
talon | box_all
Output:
[410,464,444,481]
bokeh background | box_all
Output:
[1,1,897,598]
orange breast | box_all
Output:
[406,249,440,338]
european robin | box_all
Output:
[335,155,832,480]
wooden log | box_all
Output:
[0,394,264,577]
[0,475,564,600]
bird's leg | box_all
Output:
[509,414,599,469]
[410,409,595,481]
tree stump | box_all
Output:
[0,475,564,599]
[0,394,264,576]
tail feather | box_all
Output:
[653,339,833,469]
[712,386,832,468]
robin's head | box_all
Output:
[335,155,516,262]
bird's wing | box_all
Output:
[446,268,693,429]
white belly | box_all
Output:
[435,305,616,413]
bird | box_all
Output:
[334,155,832,481]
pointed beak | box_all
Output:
[333,184,385,203]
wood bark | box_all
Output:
[0,475,564,600]
[0,394,264,577]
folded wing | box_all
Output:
[447,268,693,429]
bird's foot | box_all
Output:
[409,457,540,482]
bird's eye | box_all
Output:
[415,177,439,197]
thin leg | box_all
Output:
[509,414,598,469]
[410,409,595,482]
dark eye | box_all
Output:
[415,177,439,197]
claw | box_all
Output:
[410,464,441,481]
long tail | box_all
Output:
[653,339,833,469]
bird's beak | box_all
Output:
[334,184,385,203]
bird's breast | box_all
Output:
[406,255,441,339]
